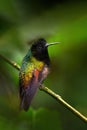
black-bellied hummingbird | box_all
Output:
[19,38,60,111]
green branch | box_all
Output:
[0,54,87,123]
[0,54,20,70]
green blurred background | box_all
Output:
[0,0,87,130]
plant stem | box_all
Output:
[0,54,20,70]
[0,54,87,123]
[40,85,87,123]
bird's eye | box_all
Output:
[38,46,42,50]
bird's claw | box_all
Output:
[39,83,44,89]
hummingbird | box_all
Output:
[19,38,60,111]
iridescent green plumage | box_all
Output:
[19,51,45,89]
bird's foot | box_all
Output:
[39,83,45,89]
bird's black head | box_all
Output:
[31,38,50,65]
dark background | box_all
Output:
[0,0,87,130]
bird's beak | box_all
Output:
[46,42,60,47]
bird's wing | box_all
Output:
[19,63,42,111]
